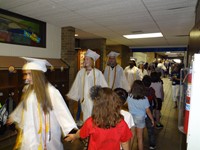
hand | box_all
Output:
[7,117,14,125]
[151,120,155,127]
[64,134,76,143]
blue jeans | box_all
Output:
[145,106,156,146]
[76,100,81,121]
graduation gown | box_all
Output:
[10,83,77,150]
[67,68,108,121]
[124,66,143,88]
[104,64,130,92]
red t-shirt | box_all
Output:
[80,117,132,150]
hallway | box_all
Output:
[0,78,185,150]
[143,78,185,150]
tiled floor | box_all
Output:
[0,78,186,150]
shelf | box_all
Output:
[0,86,18,90]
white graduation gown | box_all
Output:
[10,84,77,150]
[124,66,143,88]
[104,64,130,92]
[67,68,108,121]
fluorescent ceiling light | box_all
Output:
[123,32,163,39]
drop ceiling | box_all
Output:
[0,0,198,47]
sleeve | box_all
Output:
[144,97,150,109]
[66,70,82,101]
[103,66,108,83]
[50,86,77,136]
[120,68,130,92]
[136,68,143,80]
[126,112,135,128]
[160,83,164,100]
[79,118,92,139]
[9,101,24,124]
[128,114,135,128]
[97,69,108,87]
[119,120,132,142]
[162,64,167,71]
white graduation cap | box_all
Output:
[138,61,145,65]
[21,57,52,72]
[130,57,137,62]
[107,51,120,57]
[85,49,100,61]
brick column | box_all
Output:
[61,26,77,87]
[61,26,77,118]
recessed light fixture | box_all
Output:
[123,32,163,39]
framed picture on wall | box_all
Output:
[0,8,46,48]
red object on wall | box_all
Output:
[184,69,192,134]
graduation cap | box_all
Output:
[21,57,52,72]
[130,57,137,62]
[85,49,100,61]
[137,61,145,65]
[107,51,120,57]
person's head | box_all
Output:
[84,49,100,69]
[90,86,123,128]
[150,71,159,82]
[129,60,136,68]
[23,70,33,84]
[107,51,119,67]
[130,80,146,99]
[83,56,95,68]
[142,75,151,87]
[21,57,52,113]
[107,56,117,67]
[114,88,128,105]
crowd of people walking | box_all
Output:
[6,49,184,150]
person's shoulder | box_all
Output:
[79,68,85,73]
[104,65,109,70]
[94,68,103,74]
[47,83,59,93]
[84,117,93,126]
[124,66,129,70]
[116,64,122,68]
[116,64,123,71]
[120,110,132,117]
[149,87,155,92]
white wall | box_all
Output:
[0,23,61,58]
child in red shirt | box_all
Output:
[65,86,132,150]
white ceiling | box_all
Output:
[0,0,198,47]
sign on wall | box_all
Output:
[0,8,46,48]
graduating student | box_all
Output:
[7,57,77,150]
[104,51,130,91]
[67,49,108,121]
[124,57,143,88]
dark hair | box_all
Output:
[90,86,123,129]
[150,72,159,82]
[130,80,145,99]
[114,88,128,105]
[142,75,151,87]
